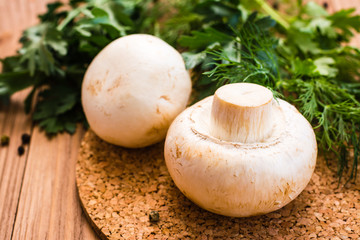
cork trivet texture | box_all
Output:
[76,130,360,240]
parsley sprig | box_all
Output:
[0,0,168,133]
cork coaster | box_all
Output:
[76,130,360,240]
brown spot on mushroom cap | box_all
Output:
[282,182,293,197]
[160,95,171,102]
[156,105,161,114]
[145,116,170,139]
[175,145,181,159]
[107,76,122,92]
[87,79,103,96]
[145,108,176,139]
[146,125,163,138]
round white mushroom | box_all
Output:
[82,34,192,148]
[164,83,317,217]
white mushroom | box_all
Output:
[164,83,317,217]
[82,34,192,148]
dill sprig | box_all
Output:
[179,1,360,184]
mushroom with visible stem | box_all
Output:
[164,83,317,217]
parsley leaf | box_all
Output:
[0,0,172,135]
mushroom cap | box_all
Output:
[164,96,317,217]
[82,34,192,148]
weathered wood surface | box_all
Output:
[0,0,97,239]
[0,0,359,239]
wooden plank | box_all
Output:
[0,90,33,240]
[11,126,98,240]
[0,0,97,239]
[0,0,55,59]
[0,0,53,239]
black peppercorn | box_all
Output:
[21,133,31,145]
[272,2,279,10]
[1,135,10,146]
[18,146,25,156]
[149,210,159,222]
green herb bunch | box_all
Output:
[178,0,360,184]
[1,0,360,183]
[0,0,170,133]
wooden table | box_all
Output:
[0,0,97,239]
[0,1,359,239]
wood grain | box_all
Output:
[0,90,32,240]
[0,0,53,59]
[11,127,97,240]
[0,0,98,239]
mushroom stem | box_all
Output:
[210,83,274,143]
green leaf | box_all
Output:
[90,7,127,36]
[289,29,319,54]
[221,41,239,63]
[91,7,108,18]
[33,87,78,120]
[328,8,360,40]
[178,28,233,50]
[291,58,317,77]
[314,57,338,77]
[57,7,82,31]
[0,71,34,95]
[304,1,328,17]
[38,117,65,134]
[45,28,68,56]
[308,18,337,38]
[74,25,92,37]
[1,56,24,72]
[182,52,207,69]
[64,121,77,134]
[18,23,66,76]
